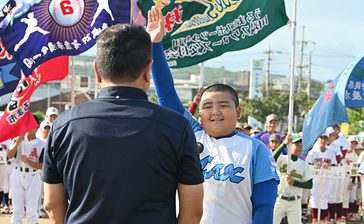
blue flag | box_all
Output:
[303,54,364,152]
[0,0,131,96]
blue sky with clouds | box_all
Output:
[79,0,364,82]
[201,0,364,82]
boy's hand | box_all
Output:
[283,134,292,145]
[17,135,25,143]
[322,162,330,169]
[20,155,28,164]
[284,174,294,185]
[146,6,165,43]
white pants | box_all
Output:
[10,169,41,224]
[328,178,344,203]
[0,164,7,191]
[311,177,329,209]
[274,198,302,224]
[343,177,357,208]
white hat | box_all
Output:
[347,136,359,143]
[46,107,59,116]
[323,127,335,137]
[40,120,52,129]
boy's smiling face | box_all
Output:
[199,91,241,138]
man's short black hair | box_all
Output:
[202,84,239,107]
[96,24,152,83]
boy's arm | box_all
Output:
[252,179,277,224]
[272,143,286,161]
[292,179,313,189]
[272,134,292,161]
[251,141,279,223]
[147,6,184,114]
[152,43,185,114]
[148,7,203,132]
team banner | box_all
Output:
[303,53,364,152]
[311,166,347,179]
[0,56,68,142]
[0,38,21,96]
[137,0,289,68]
[0,0,131,76]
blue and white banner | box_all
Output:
[303,53,364,152]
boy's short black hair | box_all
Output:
[202,84,239,107]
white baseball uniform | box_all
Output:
[342,150,359,208]
[327,142,343,204]
[184,111,279,224]
[0,140,11,192]
[11,137,44,224]
[273,155,313,224]
[306,146,337,209]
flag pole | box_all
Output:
[287,0,298,176]
[199,62,204,87]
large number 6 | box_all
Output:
[60,0,74,15]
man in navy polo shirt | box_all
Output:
[41,21,204,224]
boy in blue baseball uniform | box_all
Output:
[148,6,279,224]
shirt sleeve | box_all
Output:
[252,179,277,224]
[252,140,280,184]
[151,42,185,114]
[306,151,313,164]
[302,161,313,181]
[176,123,204,185]
[41,130,62,184]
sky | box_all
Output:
[81,0,364,82]
[200,0,364,82]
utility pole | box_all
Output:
[306,51,312,98]
[264,45,282,95]
[265,44,271,94]
[297,26,305,93]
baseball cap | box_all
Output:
[250,128,261,134]
[266,114,278,122]
[324,127,335,137]
[40,120,52,129]
[46,107,59,116]
[347,136,358,143]
[291,132,302,143]
[242,122,252,130]
[269,133,281,142]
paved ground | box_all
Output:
[0,214,50,223]
[0,214,362,223]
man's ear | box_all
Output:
[142,60,153,84]
[93,60,102,83]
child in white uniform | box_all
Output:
[306,131,337,223]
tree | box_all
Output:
[347,108,364,135]
[239,91,315,132]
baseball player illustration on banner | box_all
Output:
[272,133,313,224]
[90,0,115,26]
[14,12,49,52]
[7,115,45,224]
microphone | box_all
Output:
[197,142,204,154]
